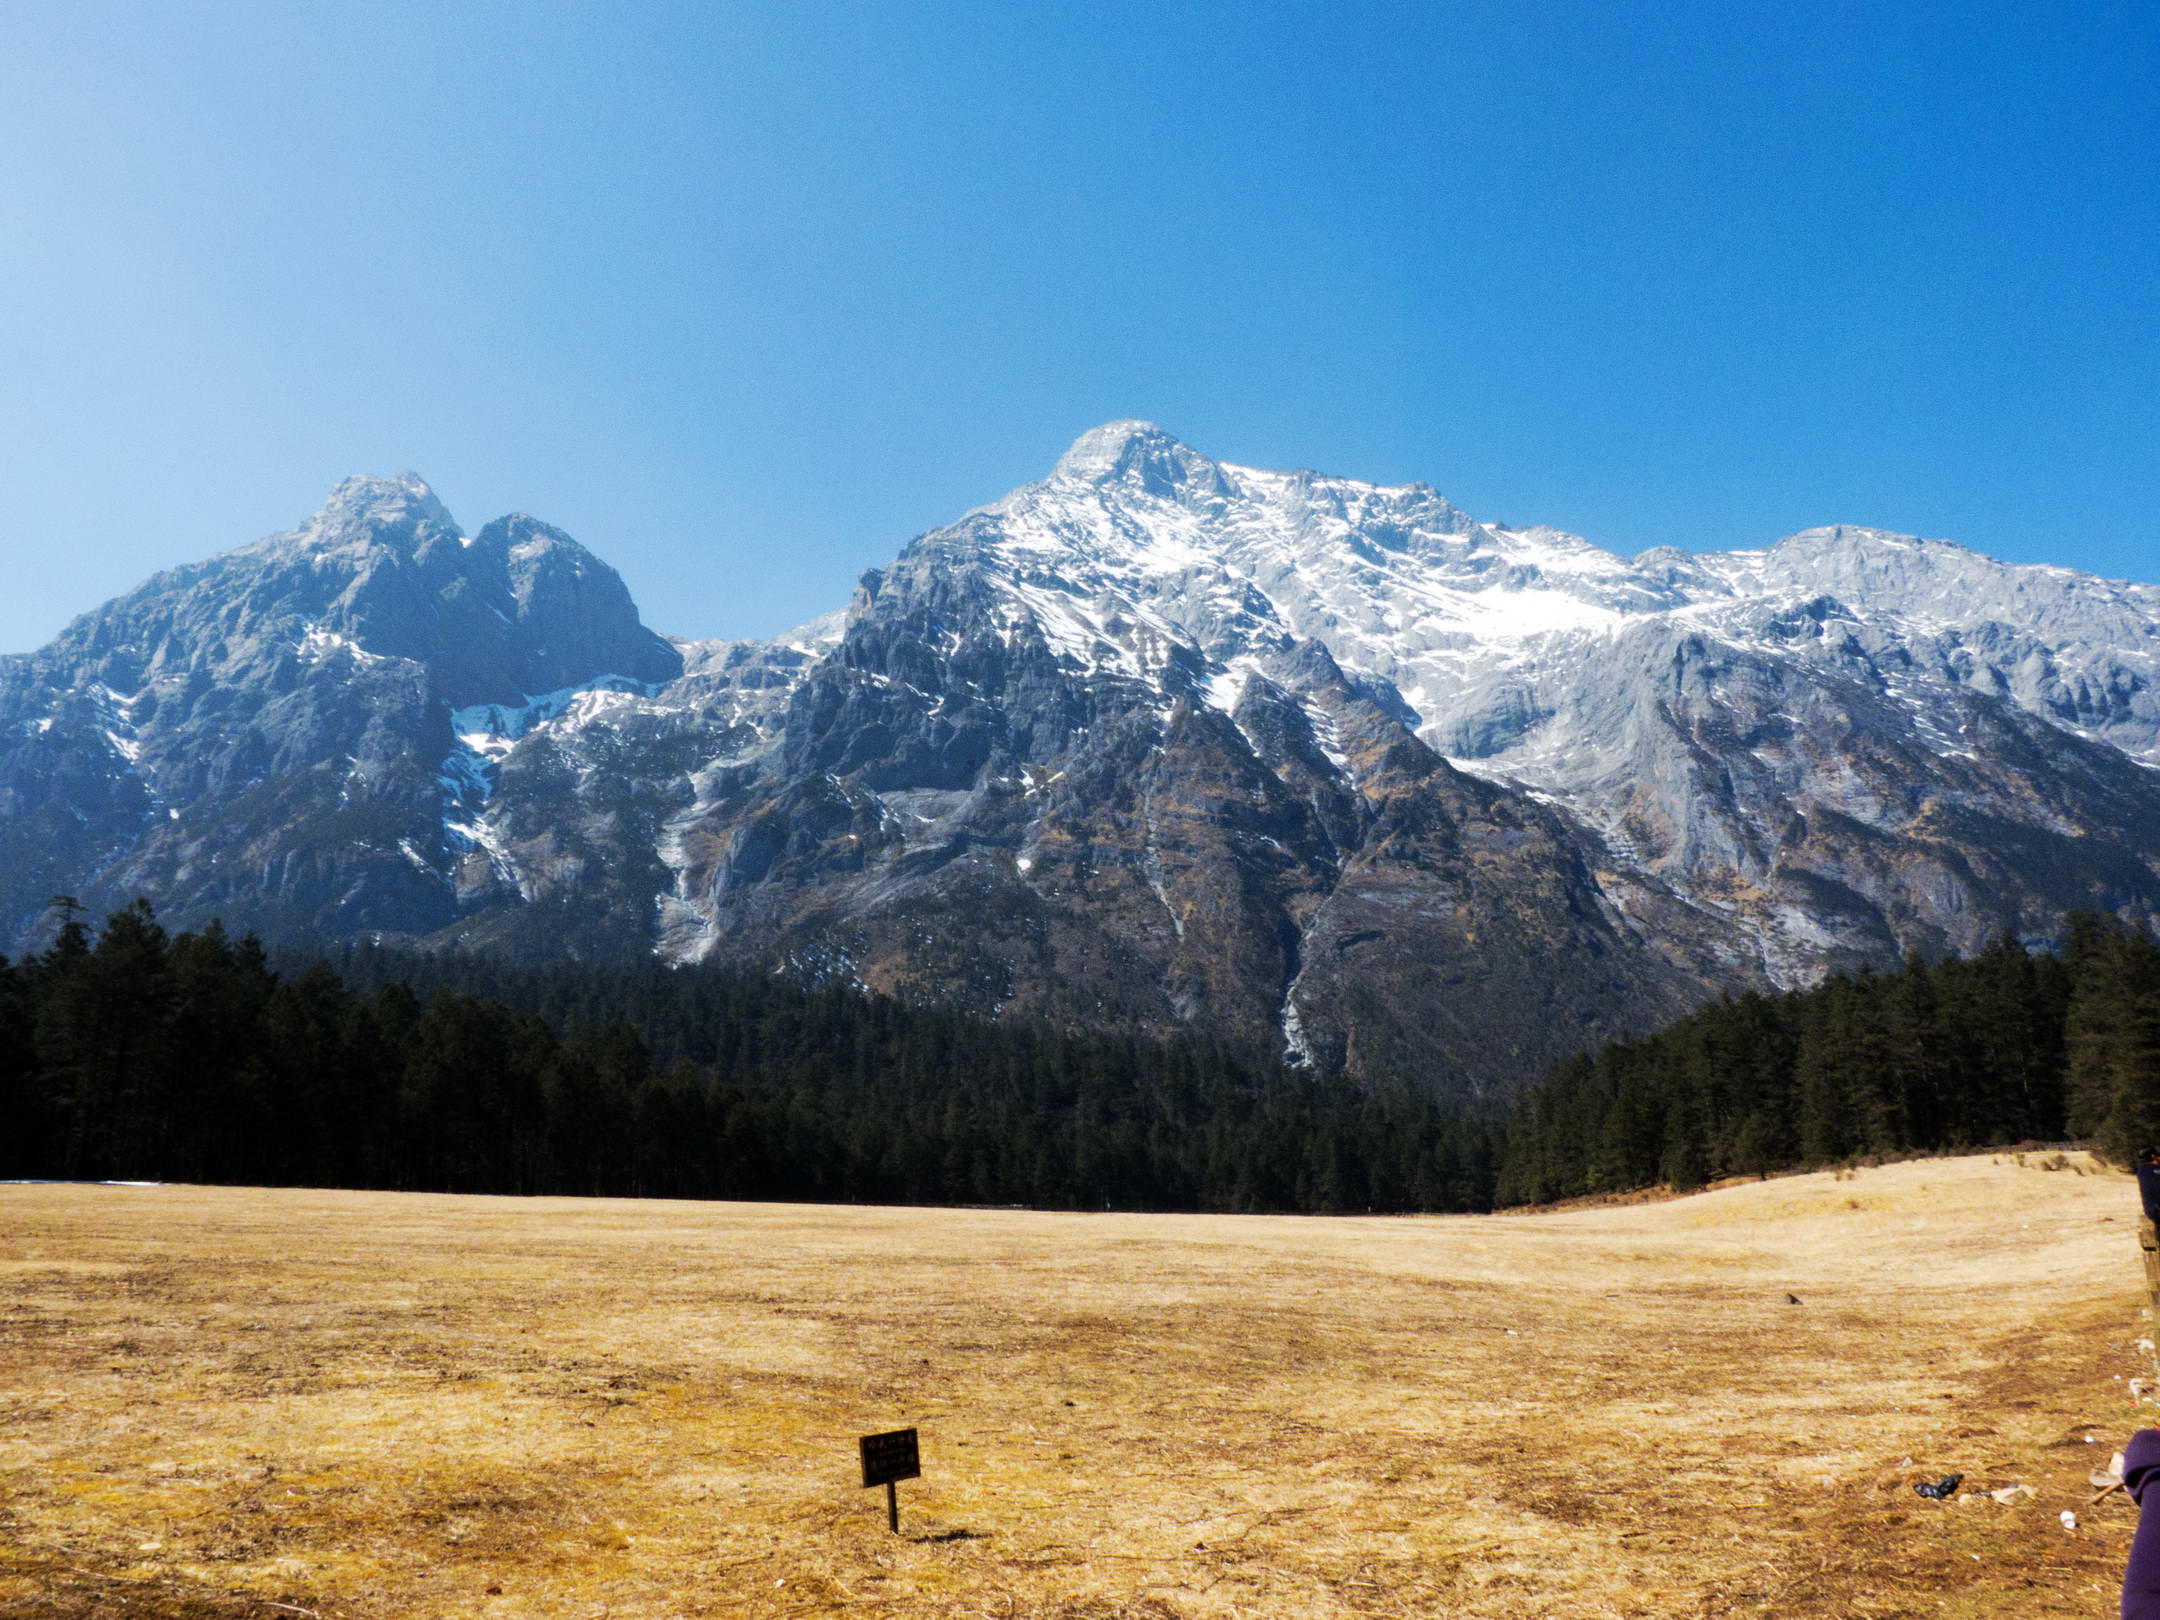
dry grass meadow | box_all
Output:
[1,1154,2151,1618]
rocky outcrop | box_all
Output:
[0,474,678,946]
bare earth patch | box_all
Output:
[0,1154,2147,1617]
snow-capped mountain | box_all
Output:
[892,423,2160,985]
[5,425,2156,1094]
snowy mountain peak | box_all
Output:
[1052,419,1178,471]
[1050,420,1230,498]
[937,427,2160,804]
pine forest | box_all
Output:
[4,899,2157,1213]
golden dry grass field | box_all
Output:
[1,1154,2151,1618]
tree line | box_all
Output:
[4,900,2155,1212]
[0,899,1496,1212]
[1496,916,2160,1205]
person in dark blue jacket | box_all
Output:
[2124,1428,2160,1618]
[2137,1147,2160,1228]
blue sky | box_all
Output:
[2,0,2153,652]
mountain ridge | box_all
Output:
[6,424,2156,1095]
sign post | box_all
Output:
[2142,1219,2160,1378]
[858,1427,920,1534]
[2138,1149,2160,1378]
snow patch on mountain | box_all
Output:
[438,675,667,866]
[296,625,385,667]
[941,424,2160,795]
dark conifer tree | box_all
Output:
[1497,914,2156,1201]
[14,897,2156,1216]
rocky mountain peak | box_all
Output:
[1050,420,1231,500]
[471,512,586,568]
[301,471,462,548]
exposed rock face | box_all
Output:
[6,429,2158,1094]
[0,474,680,949]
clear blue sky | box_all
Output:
[2,1,2154,653]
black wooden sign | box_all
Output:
[859,1427,921,1488]
[859,1427,921,1533]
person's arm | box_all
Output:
[2123,1429,2160,1619]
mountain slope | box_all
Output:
[7,428,2158,1093]
[0,474,682,948]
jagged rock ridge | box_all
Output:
[5,428,2157,1095]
